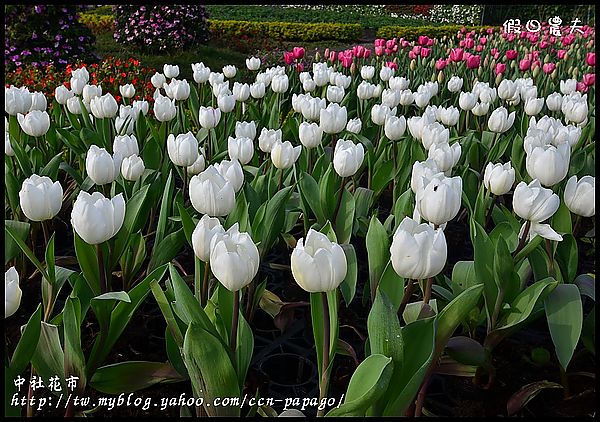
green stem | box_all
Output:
[332,177,347,224]
[278,167,284,191]
[201,261,210,308]
[96,244,107,294]
[397,278,415,319]
[317,291,331,418]
[512,220,531,258]
[230,289,240,354]
[422,277,433,305]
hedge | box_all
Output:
[79,12,114,35]
[208,19,363,42]
[376,25,495,41]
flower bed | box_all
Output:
[4,21,596,418]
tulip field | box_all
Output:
[4,9,596,418]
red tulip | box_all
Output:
[586,52,595,66]
[435,58,448,70]
[543,62,556,74]
[293,47,305,60]
[519,59,531,71]
[449,48,464,62]
[466,55,480,69]
[506,50,518,60]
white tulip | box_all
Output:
[487,107,515,133]
[71,191,125,244]
[345,118,362,134]
[121,154,145,181]
[399,89,414,106]
[217,93,236,113]
[5,267,22,318]
[228,136,254,164]
[271,141,301,170]
[360,65,375,80]
[428,142,461,173]
[437,106,460,126]
[301,96,326,122]
[389,76,410,91]
[320,103,347,134]
[233,82,250,102]
[29,91,47,111]
[186,152,206,175]
[167,132,199,167]
[163,64,180,79]
[564,175,595,217]
[271,75,289,93]
[411,159,443,193]
[246,57,261,71]
[524,97,544,116]
[17,111,50,137]
[198,106,221,129]
[390,217,447,280]
[151,72,167,89]
[86,145,122,185]
[258,128,282,153]
[54,85,74,105]
[420,122,449,150]
[526,143,570,187]
[333,139,364,178]
[471,102,490,116]
[513,179,560,222]
[66,96,83,115]
[119,84,136,99]
[483,162,515,195]
[189,165,236,216]
[447,76,463,93]
[5,132,15,156]
[90,93,118,119]
[384,115,406,141]
[214,159,244,193]
[192,63,211,84]
[379,66,395,82]
[19,175,63,221]
[210,224,260,292]
[459,91,478,111]
[192,214,225,262]
[291,229,347,293]
[497,79,517,100]
[113,134,139,158]
[327,86,345,103]
[415,174,463,226]
[235,121,257,141]
[250,82,266,98]
[371,104,396,126]
[560,79,577,95]
[70,77,86,96]
[299,122,323,148]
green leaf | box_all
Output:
[339,244,358,306]
[44,233,56,285]
[90,361,185,394]
[63,297,86,392]
[451,261,478,295]
[445,336,486,366]
[506,381,563,416]
[326,354,393,417]
[552,199,572,235]
[555,234,578,283]
[73,231,100,296]
[384,316,436,416]
[366,215,389,303]
[252,185,292,257]
[319,165,337,220]
[5,222,49,281]
[4,220,30,265]
[299,171,325,223]
[39,152,63,180]
[371,160,395,194]
[31,322,66,394]
[544,284,583,370]
[310,291,338,383]
[183,323,240,416]
[392,189,414,231]
[574,273,595,301]
[377,261,405,311]
[153,170,174,250]
[177,202,197,246]
[334,187,356,244]
[9,305,42,375]
[148,228,186,272]
[236,313,254,390]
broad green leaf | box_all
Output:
[377,262,405,311]
[339,244,357,306]
[451,261,478,295]
[90,361,185,394]
[5,223,49,281]
[326,354,393,417]
[299,171,325,223]
[366,215,389,303]
[183,323,240,417]
[544,284,583,370]
[147,228,186,272]
[4,220,30,265]
[31,322,66,394]
[555,234,578,283]
[73,231,100,296]
[9,305,42,375]
[334,187,355,244]
[63,297,86,392]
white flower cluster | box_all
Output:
[429,5,483,25]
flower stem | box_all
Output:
[317,291,331,418]
[332,177,347,224]
[96,244,107,294]
[513,220,531,258]
[230,290,240,354]
[397,278,415,319]
[330,133,337,163]
[182,167,188,204]
[484,193,496,229]
[201,261,210,308]
[422,277,433,305]
[278,167,284,191]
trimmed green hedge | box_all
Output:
[376,25,495,41]
[208,19,363,42]
[79,12,114,34]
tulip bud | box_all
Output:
[271,141,301,170]
[153,94,177,122]
[71,191,126,245]
[384,115,406,141]
[291,229,347,293]
[5,267,22,318]
[192,214,225,262]
[19,175,63,221]
[189,166,236,216]
[564,175,595,217]
[113,134,139,159]
[228,136,254,164]
[390,217,447,280]
[410,59,416,71]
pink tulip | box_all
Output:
[557,49,567,59]
[329,51,337,62]
[549,36,556,44]
[457,32,464,39]
[421,47,431,58]
[354,45,365,58]
[460,26,467,33]
[466,55,481,69]
[586,52,595,66]
[529,35,539,44]
[543,62,556,74]
[384,48,393,55]
[435,58,448,70]
[519,59,531,71]
[296,62,304,72]
[426,38,434,46]
[506,50,518,60]
[531,60,541,70]
[293,47,305,60]
[459,40,466,48]
[375,38,385,47]
[476,45,483,52]
[408,51,417,60]
[539,41,549,49]
[464,38,475,49]
[494,52,500,60]
[487,28,494,34]
[418,35,429,45]
[576,81,588,92]
[375,46,384,56]
[495,63,506,75]
[412,45,422,55]
[449,48,464,62]
[562,34,575,46]
[401,40,411,48]
[490,48,498,55]
[386,39,397,49]
[583,73,595,86]
[508,33,517,42]
[364,49,372,59]
[324,48,330,59]
[479,37,487,45]
[341,55,353,68]
[386,61,398,71]
[283,52,294,65]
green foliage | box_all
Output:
[376,25,494,41]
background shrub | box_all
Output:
[376,24,494,40]
[113,5,210,53]
[4,5,98,71]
